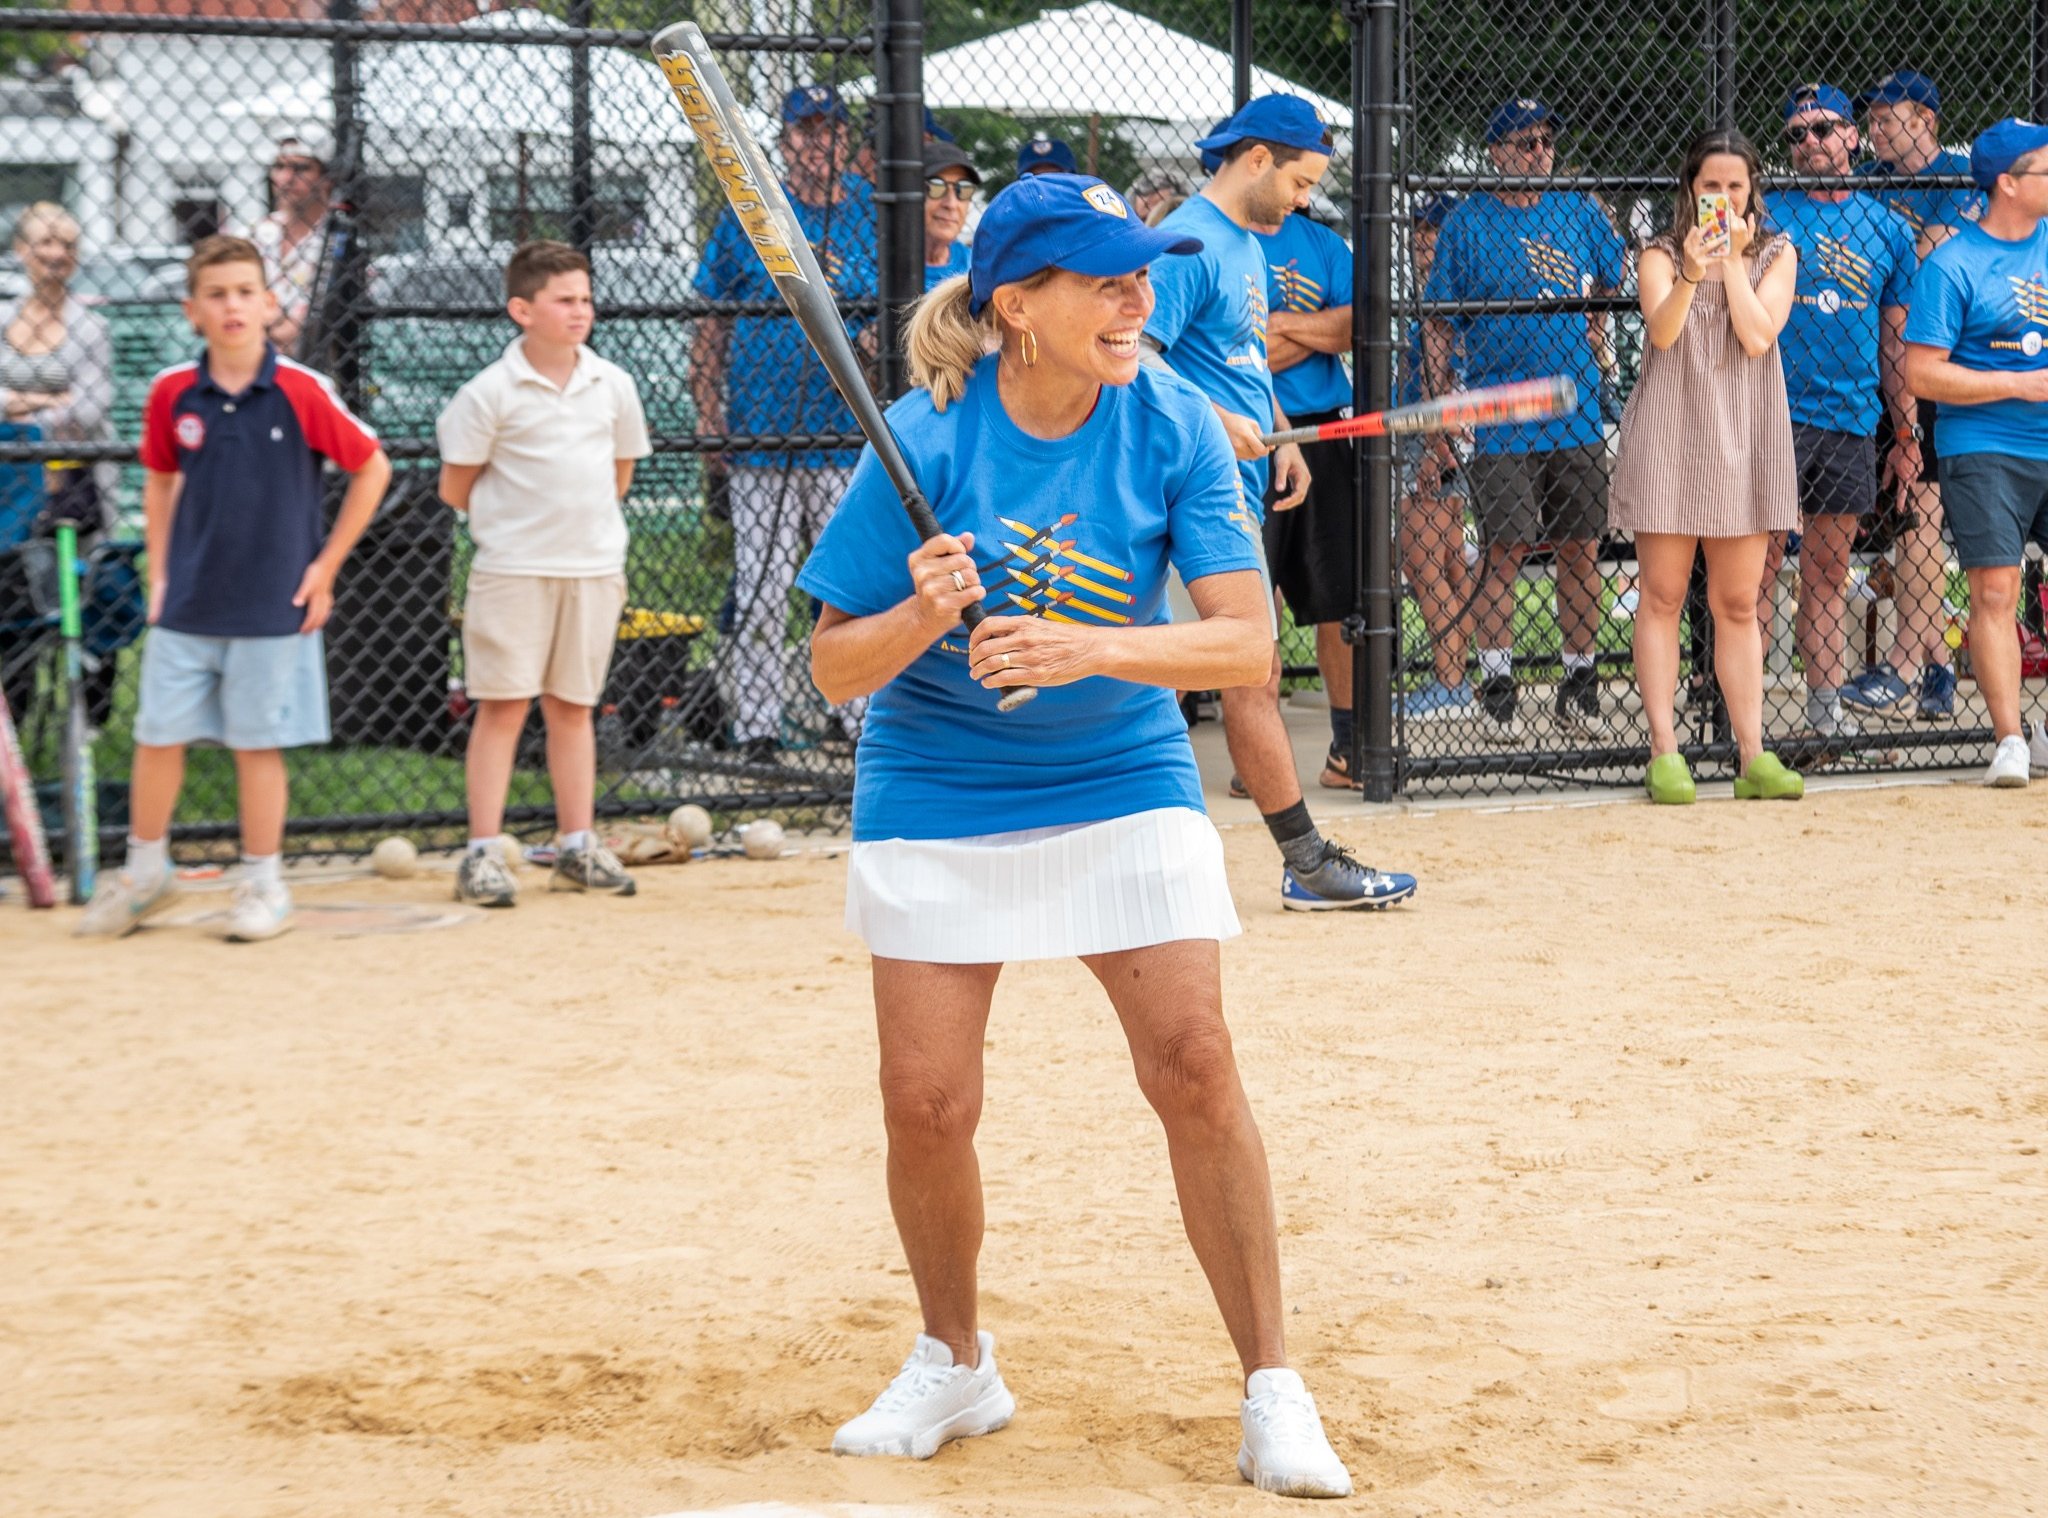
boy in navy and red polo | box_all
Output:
[77,235,390,944]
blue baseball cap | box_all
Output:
[1198,116,1230,175]
[1017,134,1078,175]
[1485,97,1557,144]
[1971,117,2048,189]
[781,83,849,125]
[1783,82,1854,122]
[1194,95,1334,158]
[1413,193,1458,227]
[923,106,954,143]
[969,174,1202,316]
[1862,69,1940,114]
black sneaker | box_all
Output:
[1478,674,1520,735]
[1556,668,1603,738]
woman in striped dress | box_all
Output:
[1611,129,1804,802]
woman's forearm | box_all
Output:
[1721,263,1779,356]
[1086,613,1271,690]
[812,598,951,704]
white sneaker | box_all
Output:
[224,878,295,942]
[73,869,181,937]
[2030,721,2048,776]
[832,1330,1015,1459]
[1985,734,2031,789]
[1237,1367,1352,1499]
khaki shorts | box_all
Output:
[463,571,627,706]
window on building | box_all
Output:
[486,174,648,245]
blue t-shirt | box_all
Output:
[1146,194,1274,505]
[1421,192,1625,454]
[924,240,971,291]
[1765,191,1917,435]
[693,186,877,469]
[1904,220,2048,460]
[1254,212,1354,417]
[1859,150,1984,245]
[795,355,1261,841]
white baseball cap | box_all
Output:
[274,126,334,167]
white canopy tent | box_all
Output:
[848,2,1351,177]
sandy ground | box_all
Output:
[5,777,2048,1518]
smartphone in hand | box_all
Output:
[1697,192,1733,259]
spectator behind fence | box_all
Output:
[1903,118,2048,788]
[1149,97,1416,912]
[75,236,389,943]
[1611,129,1804,804]
[691,83,876,765]
[1253,204,1364,787]
[1843,69,1983,722]
[1017,134,1078,176]
[1759,83,1919,744]
[1424,97,1627,739]
[923,142,979,290]
[437,240,651,906]
[1127,167,1194,225]
[1397,193,1474,722]
[0,203,119,726]
[246,129,333,357]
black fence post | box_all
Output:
[1231,0,1252,111]
[1713,0,1737,130]
[568,0,595,253]
[1354,0,1397,803]
[875,0,923,401]
[324,0,366,413]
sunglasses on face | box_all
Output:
[1502,131,1554,152]
[1784,120,1844,146]
[925,178,975,202]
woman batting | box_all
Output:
[795,173,1352,1499]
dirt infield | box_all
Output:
[5,782,2046,1518]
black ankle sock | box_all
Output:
[1262,801,1324,871]
[1329,705,1354,752]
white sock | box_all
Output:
[241,852,282,886]
[1479,648,1513,680]
[1563,652,1595,674]
[126,835,168,884]
[467,836,497,857]
[561,829,596,851]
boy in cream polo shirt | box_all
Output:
[437,240,651,906]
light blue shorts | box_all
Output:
[134,627,331,750]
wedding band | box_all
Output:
[950,570,966,592]
[1001,653,1012,668]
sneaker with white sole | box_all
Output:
[454,849,519,907]
[224,878,294,942]
[1985,734,2032,788]
[73,869,181,938]
[1237,1367,1352,1498]
[551,841,636,895]
[832,1330,1015,1459]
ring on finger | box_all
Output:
[1001,652,1012,669]
[950,570,966,592]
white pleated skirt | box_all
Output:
[846,806,1242,963]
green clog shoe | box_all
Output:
[1734,751,1804,800]
[1644,752,1696,805]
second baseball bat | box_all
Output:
[1262,376,1579,447]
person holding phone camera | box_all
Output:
[1612,129,1804,803]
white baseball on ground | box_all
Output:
[498,836,525,872]
[667,804,714,850]
[371,836,418,879]
[742,819,784,859]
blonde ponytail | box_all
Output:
[905,274,993,412]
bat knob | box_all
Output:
[996,687,1038,713]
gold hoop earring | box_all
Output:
[1020,329,1039,367]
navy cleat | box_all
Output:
[1281,841,1417,912]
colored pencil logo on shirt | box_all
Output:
[1274,262,1324,313]
[981,515,1135,625]
[1814,236,1874,301]
[1520,237,1582,293]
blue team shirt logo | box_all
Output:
[1520,236,1584,295]
[973,512,1139,626]
[1272,260,1322,313]
[1998,275,2048,356]
[1228,272,1269,370]
[1803,236,1874,313]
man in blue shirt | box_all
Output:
[1422,98,1627,738]
[691,83,878,764]
[1903,118,2048,787]
[1254,207,1360,787]
[1843,69,1984,721]
[1760,83,1920,743]
[1147,94,1413,913]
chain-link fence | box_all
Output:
[2,0,2045,877]
[1391,0,2048,794]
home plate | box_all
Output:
[162,901,478,937]
[646,1507,943,1518]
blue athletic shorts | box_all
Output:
[1941,453,2048,569]
[134,627,331,749]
